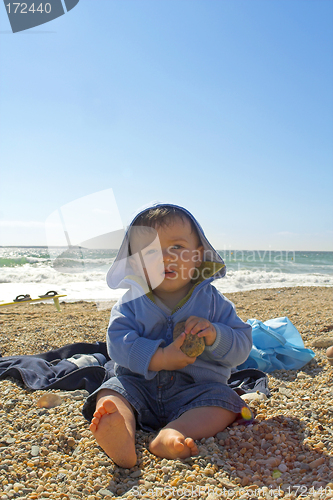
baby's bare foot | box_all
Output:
[327,346,333,366]
[149,428,198,459]
[89,398,137,468]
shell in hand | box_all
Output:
[173,321,205,357]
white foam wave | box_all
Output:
[0,265,106,285]
[213,269,333,294]
[25,257,50,264]
[0,266,331,305]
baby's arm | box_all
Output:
[196,289,252,368]
[107,301,195,378]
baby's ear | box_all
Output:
[195,245,204,266]
[128,253,143,275]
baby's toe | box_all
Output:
[96,406,107,417]
[173,437,185,453]
[89,422,97,432]
[184,437,195,448]
[102,399,118,414]
[91,416,100,426]
[184,437,198,455]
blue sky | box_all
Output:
[0,0,332,250]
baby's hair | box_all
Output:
[133,206,200,239]
[128,206,201,255]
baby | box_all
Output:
[82,203,252,468]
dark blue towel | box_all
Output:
[0,342,270,396]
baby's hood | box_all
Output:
[106,202,226,290]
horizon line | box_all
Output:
[0,245,332,253]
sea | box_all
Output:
[0,247,332,307]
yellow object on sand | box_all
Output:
[0,294,67,312]
[240,406,252,421]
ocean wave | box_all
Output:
[0,266,331,304]
[0,257,32,267]
[0,265,107,284]
[213,269,333,293]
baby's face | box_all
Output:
[129,218,203,296]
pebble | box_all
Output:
[240,391,267,402]
[278,463,288,473]
[309,457,325,469]
[98,488,114,497]
[0,288,332,499]
[130,469,142,478]
[31,445,40,456]
[312,336,333,348]
[215,431,228,440]
[36,392,63,409]
[58,390,90,400]
[279,387,294,398]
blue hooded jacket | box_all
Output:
[105,203,252,385]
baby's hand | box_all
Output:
[161,333,197,370]
[185,316,216,346]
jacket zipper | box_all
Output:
[166,317,173,340]
[144,279,212,338]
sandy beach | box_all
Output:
[0,286,332,499]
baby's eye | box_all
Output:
[171,245,183,249]
[144,248,158,255]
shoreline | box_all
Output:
[1,283,332,309]
[0,286,332,499]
